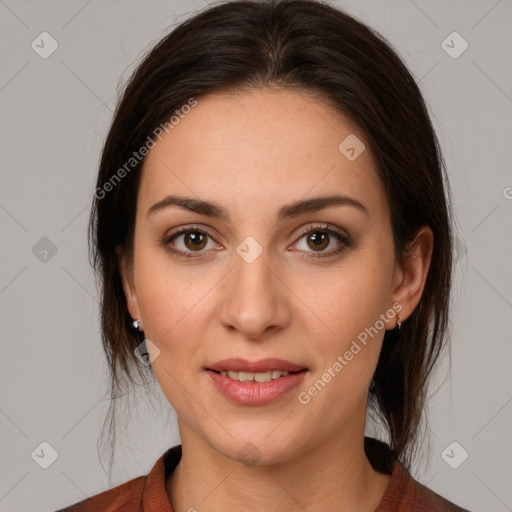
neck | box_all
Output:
[166,427,391,511]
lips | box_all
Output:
[205,358,308,406]
[207,369,307,406]
[206,357,307,373]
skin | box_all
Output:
[118,87,433,512]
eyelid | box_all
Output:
[293,222,349,241]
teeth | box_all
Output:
[219,370,292,382]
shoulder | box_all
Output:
[404,469,471,511]
[379,462,471,512]
[54,445,180,512]
[54,474,146,512]
[365,437,470,512]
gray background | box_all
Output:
[1,0,511,510]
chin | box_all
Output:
[208,430,307,467]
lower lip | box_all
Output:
[206,370,308,406]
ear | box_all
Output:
[388,225,434,324]
[116,245,141,321]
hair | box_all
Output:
[89,0,454,478]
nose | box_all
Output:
[218,244,292,340]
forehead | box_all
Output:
[139,88,387,222]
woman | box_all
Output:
[57,0,470,510]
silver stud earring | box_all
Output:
[396,315,403,330]
[132,319,142,330]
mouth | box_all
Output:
[205,358,309,406]
[207,369,306,382]
[206,357,308,380]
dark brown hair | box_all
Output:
[89,0,454,477]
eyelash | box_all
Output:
[162,223,351,260]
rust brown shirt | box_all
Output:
[56,441,471,511]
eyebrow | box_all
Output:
[146,193,369,222]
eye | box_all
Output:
[292,224,351,258]
[162,225,219,259]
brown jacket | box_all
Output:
[55,439,470,511]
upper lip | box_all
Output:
[207,358,307,373]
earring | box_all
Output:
[132,319,142,330]
[396,315,403,330]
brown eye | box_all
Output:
[182,231,208,251]
[293,225,351,259]
[163,226,218,259]
[305,231,330,251]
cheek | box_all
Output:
[133,247,222,365]
[133,249,185,338]
[295,279,389,428]
[297,255,392,338]
[134,263,209,414]
[137,277,205,351]
[296,254,392,391]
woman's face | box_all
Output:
[120,88,408,464]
